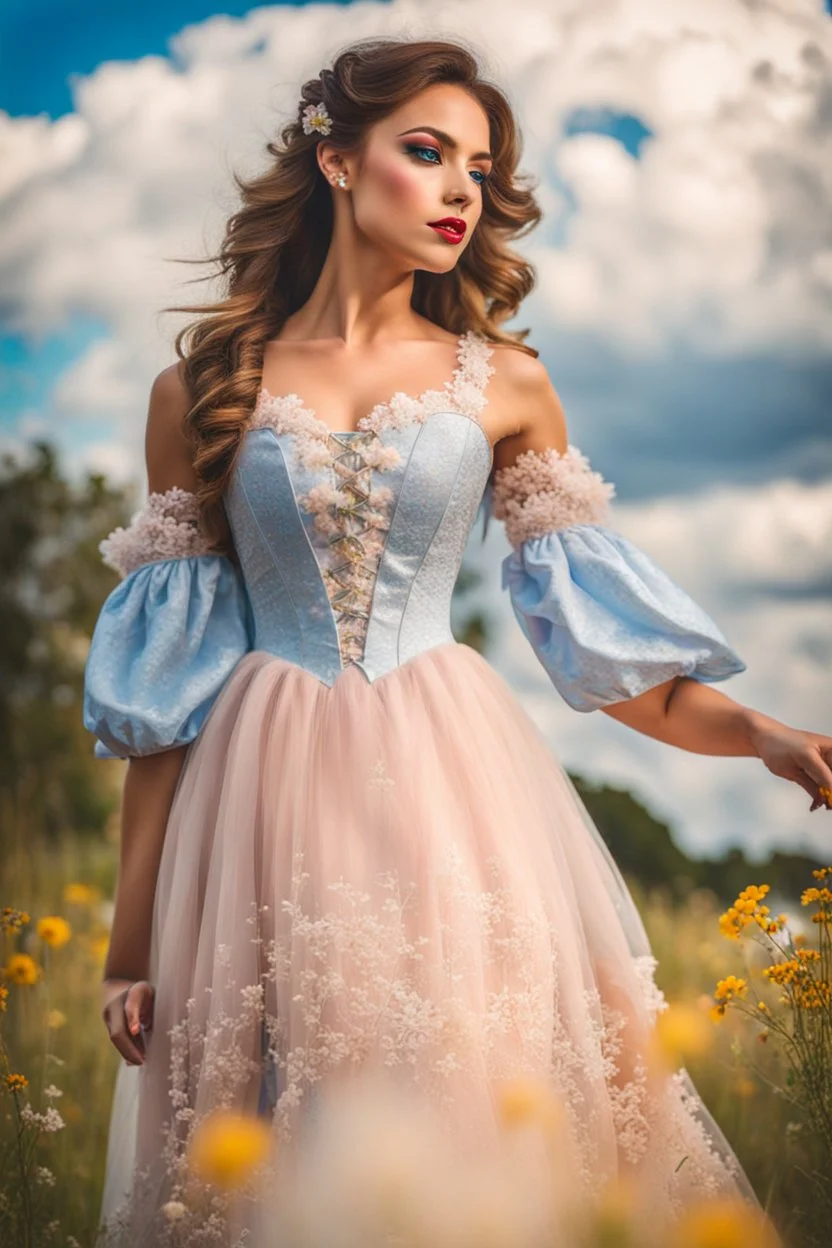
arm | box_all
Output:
[100,365,198,1063]
[493,353,832,813]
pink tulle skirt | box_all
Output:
[97,642,763,1246]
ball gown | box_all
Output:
[83,330,765,1246]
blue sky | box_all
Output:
[2,0,831,859]
[1,1,298,117]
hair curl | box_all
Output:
[165,36,543,555]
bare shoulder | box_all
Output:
[488,341,568,472]
[145,362,199,494]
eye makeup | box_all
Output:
[402,140,491,186]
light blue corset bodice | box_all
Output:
[225,411,491,687]
[82,330,746,759]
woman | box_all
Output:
[84,34,826,1246]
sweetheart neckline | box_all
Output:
[253,328,496,469]
[255,329,489,433]
[247,406,495,472]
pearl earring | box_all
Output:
[330,173,348,189]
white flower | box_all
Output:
[162,1199,187,1221]
[302,102,332,136]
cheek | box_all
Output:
[372,159,425,210]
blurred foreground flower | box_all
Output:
[669,1196,781,1248]
[651,999,715,1068]
[494,1075,564,1136]
[63,882,101,907]
[36,915,72,948]
[187,1108,273,1190]
[2,953,41,985]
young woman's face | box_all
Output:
[335,84,493,272]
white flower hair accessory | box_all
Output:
[302,102,332,136]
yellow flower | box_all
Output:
[63,883,100,906]
[36,916,72,948]
[714,976,748,1004]
[1,908,30,932]
[0,985,8,1012]
[670,1197,780,1247]
[801,885,832,906]
[187,1110,272,1190]
[718,885,773,940]
[2,954,41,985]
[653,1002,714,1066]
[592,1174,639,1237]
[494,1076,564,1136]
[5,1073,28,1092]
[46,1008,67,1030]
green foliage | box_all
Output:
[0,442,131,847]
[573,774,824,907]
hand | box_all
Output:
[101,977,155,1066]
[748,719,832,813]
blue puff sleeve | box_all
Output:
[83,488,252,758]
[492,446,746,712]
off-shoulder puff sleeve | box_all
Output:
[491,446,746,712]
[83,487,252,759]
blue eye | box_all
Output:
[404,144,490,187]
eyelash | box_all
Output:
[404,143,490,187]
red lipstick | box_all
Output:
[427,217,467,244]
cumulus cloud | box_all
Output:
[1,0,830,858]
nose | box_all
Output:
[446,185,473,211]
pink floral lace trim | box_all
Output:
[251,328,495,457]
[99,487,212,578]
[491,446,616,547]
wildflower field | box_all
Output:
[1,823,830,1248]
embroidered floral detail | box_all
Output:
[632,953,670,1025]
[96,849,748,1245]
[99,487,213,578]
[297,434,397,664]
[491,446,616,548]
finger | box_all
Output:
[800,748,832,795]
[797,767,832,810]
[138,982,155,1032]
[125,985,154,1051]
[124,991,142,1038]
[106,1017,145,1065]
[790,767,819,801]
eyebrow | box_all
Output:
[396,126,493,163]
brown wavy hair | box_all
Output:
[166,35,543,555]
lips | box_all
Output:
[427,217,467,243]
